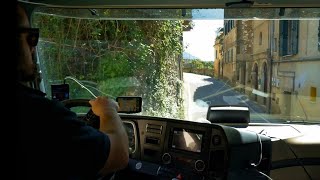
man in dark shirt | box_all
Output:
[16,3,129,179]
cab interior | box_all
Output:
[17,0,320,180]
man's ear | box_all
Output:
[34,63,42,90]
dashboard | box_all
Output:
[75,103,319,180]
[119,115,272,180]
[74,105,320,180]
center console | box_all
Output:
[136,120,228,180]
[124,118,272,180]
[161,122,228,180]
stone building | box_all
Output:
[270,17,320,121]
[222,20,253,91]
[220,9,320,120]
[213,29,223,78]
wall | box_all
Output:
[251,20,271,106]
[271,20,320,121]
[223,21,237,82]
[214,40,223,78]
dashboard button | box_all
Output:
[135,162,142,170]
[195,160,205,172]
[212,135,221,145]
[162,153,172,164]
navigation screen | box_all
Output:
[171,129,203,153]
[116,96,142,113]
[51,84,69,101]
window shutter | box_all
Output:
[279,20,284,56]
[292,20,299,55]
[318,20,320,51]
[279,20,288,56]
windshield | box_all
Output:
[32,7,320,124]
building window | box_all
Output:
[231,49,233,62]
[310,87,317,102]
[259,32,262,45]
[279,20,299,56]
[225,52,227,63]
[224,20,235,35]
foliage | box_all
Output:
[183,59,214,76]
[184,59,213,69]
[33,9,186,119]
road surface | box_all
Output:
[183,72,277,123]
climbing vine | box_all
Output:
[32,8,187,119]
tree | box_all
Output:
[33,9,186,119]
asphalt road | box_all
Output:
[183,72,273,123]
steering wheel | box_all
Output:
[62,98,117,180]
[62,98,100,129]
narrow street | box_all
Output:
[183,72,276,123]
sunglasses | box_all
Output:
[17,27,39,47]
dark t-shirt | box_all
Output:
[16,83,110,180]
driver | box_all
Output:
[16,3,129,179]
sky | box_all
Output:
[183,9,224,62]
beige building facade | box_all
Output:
[214,30,223,78]
[221,20,254,93]
[250,20,272,108]
[222,20,237,83]
[271,19,320,121]
[218,9,320,121]
[235,20,254,95]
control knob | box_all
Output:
[162,153,171,164]
[195,160,205,172]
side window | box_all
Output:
[279,20,299,56]
[259,32,262,45]
[224,52,227,63]
[231,48,233,62]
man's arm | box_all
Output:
[98,110,129,175]
[89,97,129,176]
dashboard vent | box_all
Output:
[146,123,163,134]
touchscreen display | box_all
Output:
[116,96,142,113]
[51,84,69,101]
[171,129,203,153]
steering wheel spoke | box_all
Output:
[62,99,100,129]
